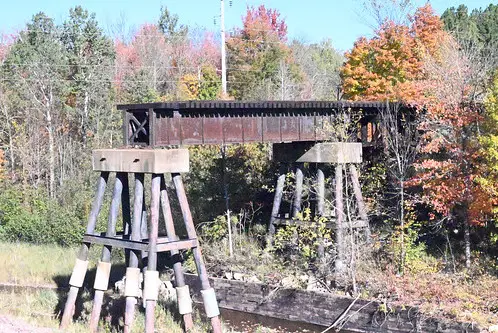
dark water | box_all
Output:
[220,308,351,333]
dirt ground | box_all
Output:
[0,315,54,333]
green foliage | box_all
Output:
[198,66,221,100]
[158,6,188,42]
[273,207,331,263]
[387,211,440,274]
[0,187,84,246]
[291,39,343,99]
[186,143,271,224]
[442,4,498,49]
[227,5,297,100]
[121,69,163,103]
[200,214,238,242]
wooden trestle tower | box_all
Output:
[269,142,370,271]
[60,149,222,332]
[61,100,384,332]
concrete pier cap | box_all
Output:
[273,142,362,164]
[92,149,189,173]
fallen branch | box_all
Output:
[321,293,360,333]
[338,300,374,331]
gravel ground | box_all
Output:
[0,315,54,333]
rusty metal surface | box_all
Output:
[119,101,389,147]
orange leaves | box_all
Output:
[411,4,445,57]
[341,4,444,102]
[342,3,494,227]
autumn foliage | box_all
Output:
[227,5,292,99]
[341,4,445,101]
[341,4,497,248]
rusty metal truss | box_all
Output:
[118,100,392,147]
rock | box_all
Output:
[224,272,233,280]
[114,273,144,298]
[159,280,176,302]
[298,274,309,283]
[306,275,318,291]
[233,272,245,281]
[114,277,125,295]
[281,276,300,288]
[246,276,262,284]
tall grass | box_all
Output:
[0,242,79,286]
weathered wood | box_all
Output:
[172,173,223,333]
[273,218,368,229]
[145,174,161,333]
[90,172,124,332]
[349,164,371,241]
[297,143,363,164]
[61,172,109,330]
[268,168,286,243]
[292,165,304,218]
[124,173,144,333]
[160,175,194,330]
[83,234,147,251]
[92,149,189,173]
[82,234,197,252]
[272,142,363,164]
[335,164,345,279]
[317,168,325,258]
[183,274,480,333]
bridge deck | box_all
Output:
[118,100,388,146]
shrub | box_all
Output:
[0,187,84,246]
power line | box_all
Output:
[10,29,292,46]
[0,62,340,76]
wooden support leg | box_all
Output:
[268,166,286,245]
[334,164,345,283]
[89,172,125,332]
[292,164,304,218]
[316,168,325,259]
[140,195,148,269]
[349,165,371,241]
[122,174,131,267]
[124,173,144,333]
[172,173,223,333]
[61,172,109,330]
[160,176,194,331]
[144,174,161,333]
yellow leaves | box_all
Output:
[178,73,199,100]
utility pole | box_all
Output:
[220,0,227,97]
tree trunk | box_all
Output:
[464,218,471,269]
[46,103,55,199]
[221,145,233,257]
[335,164,345,283]
[82,90,89,148]
[399,180,405,275]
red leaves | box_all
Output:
[241,5,287,42]
[341,4,493,226]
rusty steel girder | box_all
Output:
[118,101,386,147]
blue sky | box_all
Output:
[0,0,495,51]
